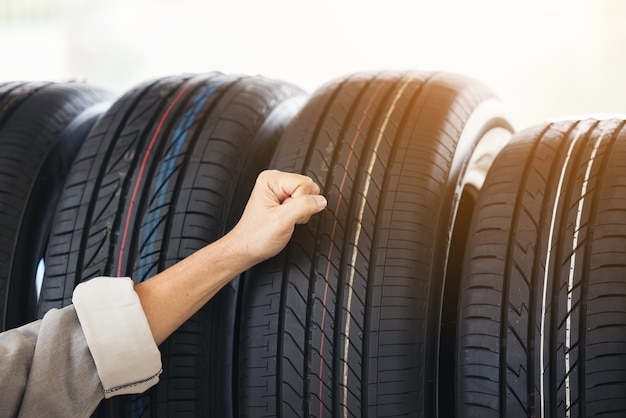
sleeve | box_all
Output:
[72,276,162,398]
[0,276,162,418]
[0,305,103,417]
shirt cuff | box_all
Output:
[72,276,162,398]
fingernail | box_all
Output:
[315,195,327,210]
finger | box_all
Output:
[289,180,320,201]
[263,170,321,201]
[310,181,321,197]
[257,170,301,202]
[280,194,327,224]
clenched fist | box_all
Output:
[225,170,327,266]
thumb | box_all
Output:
[279,194,327,224]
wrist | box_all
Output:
[217,227,262,273]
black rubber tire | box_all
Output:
[37,73,306,417]
[0,82,50,127]
[456,119,626,417]
[0,82,113,330]
[236,71,513,418]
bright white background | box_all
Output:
[2,0,626,130]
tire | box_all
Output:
[0,82,113,330]
[0,82,50,127]
[456,119,626,417]
[236,71,513,418]
[37,73,306,417]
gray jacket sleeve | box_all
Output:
[0,305,102,417]
[0,277,162,418]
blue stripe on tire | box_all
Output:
[138,82,220,282]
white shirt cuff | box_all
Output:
[72,276,162,398]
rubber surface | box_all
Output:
[456,119,626,417]
[237,71,513,418]
[0,82,112,330]
[38,73,306,417]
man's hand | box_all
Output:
[225,170,327,266]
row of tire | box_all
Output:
[1,72,624,417]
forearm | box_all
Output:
[134,232,250,346]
